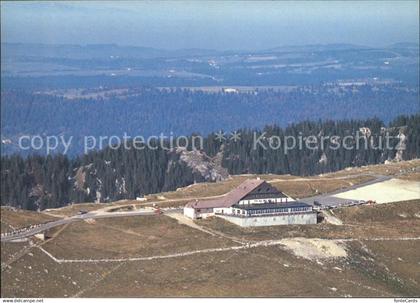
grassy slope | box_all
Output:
[42,216,234,259]
[1,207,57,233]
[1,200,419,297]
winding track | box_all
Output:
[37,236,420,264]
[1,209,181,242]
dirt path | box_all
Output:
[2,223,70,272]
[1,210,156,242]
[94,221,146,238]
[1,240,36,271]
[37,236,420,264]
[164,213,216,236]
[321,210,343,225]
[165,212,246,244]
[72,262,126,298]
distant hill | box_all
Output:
[1,85,418,156]
[2,42,418,86]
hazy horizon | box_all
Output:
[1,1,419,51]
[2,40,419,51]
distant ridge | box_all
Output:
[263,43,371,53]
[388,42,419,49]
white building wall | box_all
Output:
[238,197,294,205]
[285,196,295,202]
[218,212,317,227]
[200,212,215,219]
[214,207,233,215]
[184,207,216,219]
[183,207,196,219]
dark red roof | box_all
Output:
[185,179,265,209]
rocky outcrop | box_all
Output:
[176,147,230,182]
[394,132,407,162]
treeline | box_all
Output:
[1,115,419,210]
[222,115,420,175]
[1,148,202,211]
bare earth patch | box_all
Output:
[279,238,347,260]
[333,179,420,203]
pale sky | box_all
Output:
[1,1,419,50]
